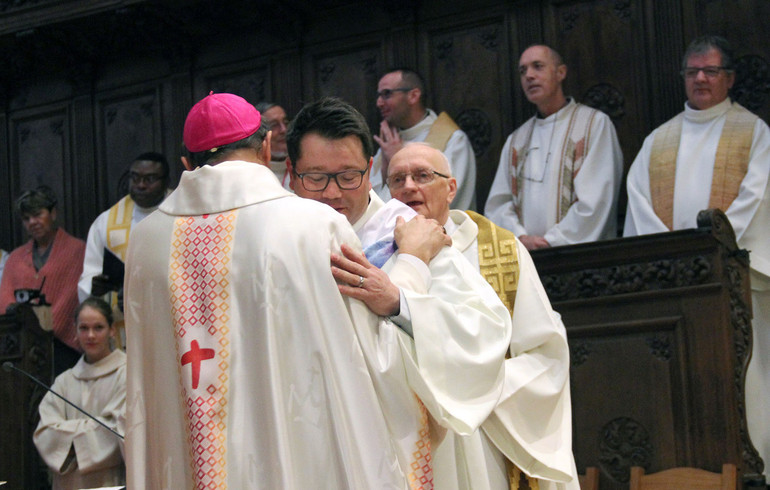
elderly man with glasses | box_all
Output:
[387,142,579,489]
[624,35,770,481]
[370,67,478,210]
[78,152,170,337]
[289,96,512,489]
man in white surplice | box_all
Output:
[124,93,460,488]
[624,35,770,481]
[387,142,578,490]
[371,68,477,210]
[287,97,512,488]
[485,45,623,251]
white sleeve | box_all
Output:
[543,113,623,245]
[445,129,478,211]
[33,370,125,475]
[484,133,528,236]
[393,246,511,433]
[78,211,109,301]
[481,241,576,482]
[724,119,770,241]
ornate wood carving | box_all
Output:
[533,209,761,488]
[455,108,492,157]
[582,83,626,120]
[599,417,654,483]
[732,54,770,112]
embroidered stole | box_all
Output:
[511,104,596,224]
[169,212,236,489]
[466,211,537,490]
[424,112,460,152]
[649,104,756,230]
[106,195,135,261]
[466,211,519,314]
[104,195,136,349]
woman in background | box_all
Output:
[33,297,126,490]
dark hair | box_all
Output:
[133,151,170,178]
[186,125,269,167]
[286,97,374,166]
[255,101,278,114]
[384,68,427,106]
[15,185,57,216]
[75,297,114,326]
[682,35,735,71]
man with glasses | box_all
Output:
[289,96,512,488]
[256,101,293,189]
[387,142,579,489]
[485,45,623,250]
[124,93,428,488]
[78,152,170,316]
[372,67,478,210]
[624,35,770,480]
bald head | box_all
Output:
[388,143,457,224]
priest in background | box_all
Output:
[624,35,770,482]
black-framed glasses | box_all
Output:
[129,172,164,185]
[376,87,414,100]
[386,169,449,190]
[294,167,369,192]
[681,66,731,79]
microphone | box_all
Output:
[3,361,124,440]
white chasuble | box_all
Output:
[125,161,419,489]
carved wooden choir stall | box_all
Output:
[531,210,763,490]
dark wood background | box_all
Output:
[1,0,768,250]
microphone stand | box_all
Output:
[3,361,124,440]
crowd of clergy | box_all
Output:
[0,33,767,489]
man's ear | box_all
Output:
[447,177,458,206]
[556,64,567,83]
[287,158,296,191]
[181,156,194,171]
[260,130,273,164]
[408,88,422,106]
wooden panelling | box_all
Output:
[0,110,11,252]
[304,39,385,134]
[1,0,767,249]
[198,62,270,106]
[421,16,512,208]
[95,87,164,206]
[8,105,73,243]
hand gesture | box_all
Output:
[394,215,452,265]
[331,244,401,317]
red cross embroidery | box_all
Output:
[181,340,215,389]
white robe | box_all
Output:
[33,349,126,490]
[624,98,770,479]
[124,161,414,489]
[78,198,162,302]
[353,193,513,487]
[439,209,578,490]
[371,109,478,210]
[124,161,507,489]
[485,99,623,245]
